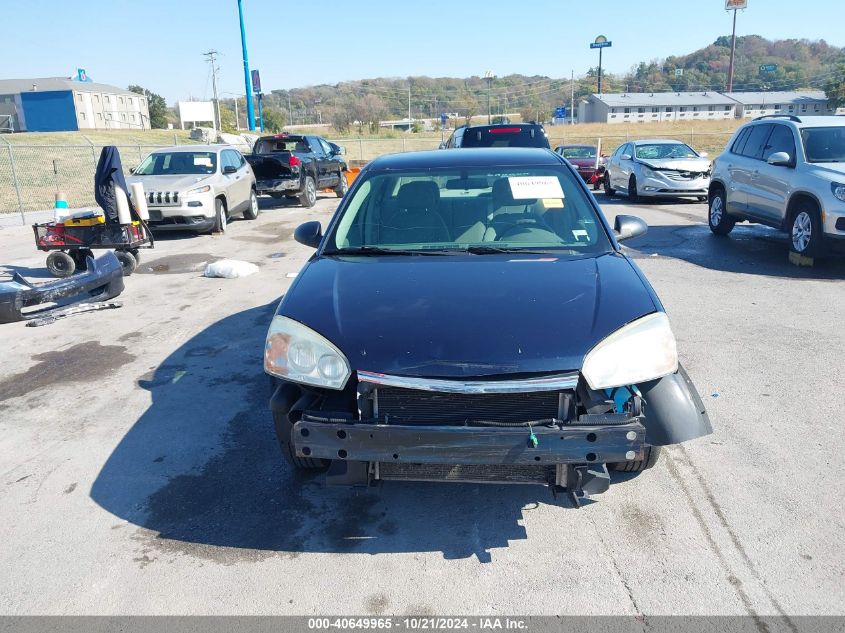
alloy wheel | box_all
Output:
[710,196,723,226]
[792,211,812,252]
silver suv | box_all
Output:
[127,144,258,234]
[708,115,845,258]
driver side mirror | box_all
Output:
[698,151,709,158]
[294,221,323,248]
[767,151,792,167]
[620,153,632,161]
[223,165,237,175]
[129,167,135,174]
[329,143,346,155]
[438,141,447,150]
[614,215,648,242]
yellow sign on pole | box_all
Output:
[725,0,747,9]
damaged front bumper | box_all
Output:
[0,252,124,324]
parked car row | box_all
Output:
[126,133,347,236]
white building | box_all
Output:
[723,91,837,118]
[579,92,737,124]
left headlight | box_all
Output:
[831,182,845,203]
[640,166,656,178]
[581,312,678,390]
[264,316,351,390]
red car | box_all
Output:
[555,144,607,190]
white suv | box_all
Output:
[708,115,845,259]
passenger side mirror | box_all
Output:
[767,151,792,167]
[614,215,648,242]
[294,221,323,248]
[223,165,237,175]
[129,167,135,174]
[698,151,709,158]
[438,142,447,150]
[620,153,632,161]
[329,143,346,155]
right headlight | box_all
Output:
[640,166,656,178]
[581,312,678,390]
[831,182,845,203]
[264,316,351,390]
[186,185,211,196]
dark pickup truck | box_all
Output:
[245,134,348,207]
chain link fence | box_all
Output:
[1,130,735,224]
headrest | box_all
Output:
[492,178,536,207]
[397,181,439,208]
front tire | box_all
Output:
[212,198,227,234]
[790,204,822,258]
[334,171,348,197]
[243,189,259,220]
[708,188,735,236]
[46,251,75,278]
[628,176,640,203]
[603,173,615,197]
[609,445,661,472]
[299,175,317,208]
[272,408,329,471]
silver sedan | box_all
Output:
[603,139,711,202]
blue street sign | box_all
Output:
[554,107,567,119]
[251,69,262,93]
[440,113,448,125]
[590,41,612,49]
[759,64,778,73]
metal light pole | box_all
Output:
[727,5,740,91]
[484,70,494,124]
[237,0,255,131]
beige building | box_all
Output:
[723,91,838,118]
[578,92,738,124]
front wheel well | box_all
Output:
[709,181,725,198]
[215,194,228,210]
[785,193,821,230]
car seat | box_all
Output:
[380,181,449,245]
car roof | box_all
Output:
[150,144,229,153]
[745,115,844,128]
[461,123,544,130]
[557,144,596,148]
[366,148,562,170]
[631,138,687,145]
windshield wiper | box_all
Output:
[324,246,456,256]
[463,245,574,255]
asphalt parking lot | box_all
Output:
[0,190,843,617]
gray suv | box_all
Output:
[708,115,845,258]
[128,145,258,234]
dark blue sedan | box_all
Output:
[263,148,711,503]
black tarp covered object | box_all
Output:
[95,146,134,224]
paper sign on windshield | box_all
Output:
[508,176,563,200]
[194,156,213,167]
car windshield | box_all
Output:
[561,146,597,159]
[324,165,612,254]
[635,143,698,160]
[135,151,217,175]
[801,127,845,163]
[460,127,550,149]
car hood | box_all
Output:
[808,162,845,179]
[638,157,711,172]
[280,252,658,378]
[126,174,213,192]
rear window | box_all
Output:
[460,126,550,149]
[254,136,309,154]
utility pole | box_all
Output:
[570,70,575,125]
[237,0,255,131]
[408,83,411,128]
[484,70,494,124]
[203,50,221,131]
[727,5,740,92]
[234,96,239,130]
[287,93,293,126]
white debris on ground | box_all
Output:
[204,259,259,279]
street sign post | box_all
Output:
[590,36,612,94]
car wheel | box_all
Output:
[334,171,348,198]
[603,173,615,197]
[243,189,259,220]
[272,409,329,471]
[212,198,227,234]
[609,445,661,472]
[114,250,137,276]
[708,188,736,236]
[628,176,640,203]
[299,176,317,208]
[129,248,141,264]
[46,251,75,278]
[790,204,822,258]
